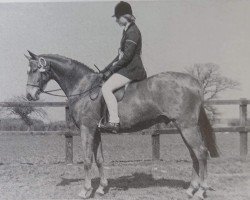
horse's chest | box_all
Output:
[69,98,101,127]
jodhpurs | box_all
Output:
[101,73,131,123]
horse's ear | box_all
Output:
[27,50,38,60]
[24,54,31,61]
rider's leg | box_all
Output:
[102,73,131,123]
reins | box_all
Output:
[44,88,62,92]
[27,76,103,99]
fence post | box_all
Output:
[65,105,73,164]
[239,98,248,161]
[152,128,160,161]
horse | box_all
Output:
[25,51,219,199]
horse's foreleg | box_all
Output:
[78,125,94,199]
[93,130,108,196]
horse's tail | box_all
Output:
[198,105,219,157]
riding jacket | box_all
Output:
[103,22,147,81]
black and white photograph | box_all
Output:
[0,0,249,199]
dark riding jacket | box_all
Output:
[103,22,147,81]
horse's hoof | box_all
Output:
[78,187,93,199]
[186,187,194,198]
[187,192,193,199]
[195,196,205,200]
[95,186,105,196]
[194,189,205,200]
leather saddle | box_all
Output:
[114,82,130,102]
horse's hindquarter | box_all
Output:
[119,72,203,129]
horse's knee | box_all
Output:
[83,158,93,170]
[194,145,208,160]
[95,153,104,167]
[95,157,104,168]
[199,145,208,159]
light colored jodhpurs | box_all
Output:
[102,73,131,123]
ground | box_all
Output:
[0,132,249,200]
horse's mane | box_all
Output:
[41,54,96,73]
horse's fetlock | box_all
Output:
[200,183,209,191]
[100,179,108,187]
[191,182,200,190]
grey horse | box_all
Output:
[25,51,219,199]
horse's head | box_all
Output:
[25,51,51,101]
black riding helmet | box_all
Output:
[112,1,135,19]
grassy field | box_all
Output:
[0,132,249,199]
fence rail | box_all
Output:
[0,101,67,107]
[0,98,248,163]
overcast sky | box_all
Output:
[1,0,250,121]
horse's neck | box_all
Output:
[49,58,96,97]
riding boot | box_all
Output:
[99,122,120,134]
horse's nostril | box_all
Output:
[26,93,32,101]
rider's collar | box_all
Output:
[124,22,133,32]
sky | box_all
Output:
[1,0,250,121]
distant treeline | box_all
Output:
[0,118,67,131]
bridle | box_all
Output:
[26,57,103,99]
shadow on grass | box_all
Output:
[56,178,84,186]
[102,172,189,192]
[57,172,189,191]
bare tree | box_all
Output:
[186,63,240,120]
[1,96,47,131]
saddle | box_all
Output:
[114,82,130,102]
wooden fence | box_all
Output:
[152,98,249,162]
[0,98,248,163]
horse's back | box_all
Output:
[124,71,202,100]
[147,71,201,90]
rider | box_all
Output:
[100,1,147,133]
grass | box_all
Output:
[0,132,249,199]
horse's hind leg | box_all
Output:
[93,130,108,196]
[174,122,208,199]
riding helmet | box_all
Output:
[112,1,135,18]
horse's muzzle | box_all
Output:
[26,93,34,101]
[26,88,40,101]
